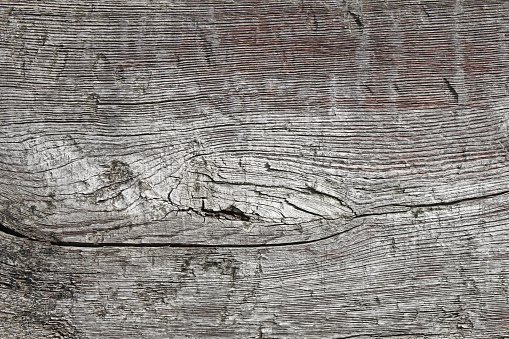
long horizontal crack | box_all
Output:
[388,189,509,209]
[1,189,508,249]
[0,221,361,249]
[49,224,357,248]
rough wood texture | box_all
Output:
[1,0,509,337]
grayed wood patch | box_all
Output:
[1,0,509,338]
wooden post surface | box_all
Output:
[1,1,509,337]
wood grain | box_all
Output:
[1,0,509,337]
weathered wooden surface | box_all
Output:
[1,0,509,337]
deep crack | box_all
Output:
[1,190,508,249]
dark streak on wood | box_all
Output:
[443,78,459,103]
[348,10,363,28]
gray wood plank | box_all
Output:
[1,0,509,337]
[2,192,509,338]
